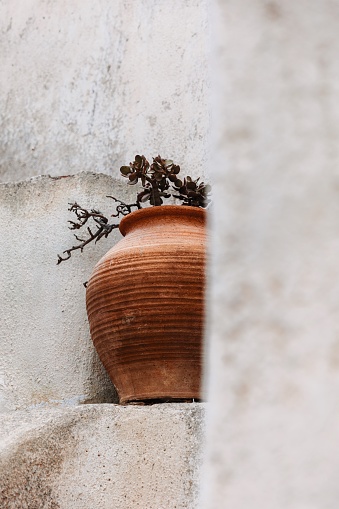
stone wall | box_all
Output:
[0,0,210,183]
[0,173,133,412]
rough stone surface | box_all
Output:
[0,403,205,509]
[0,173,140,412]
[201,1,339,508]
[0,0,210,183]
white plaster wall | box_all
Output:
[0,173,140,412]
[0,0,210,183]
[202,1,339,508]
[0,403,205,509]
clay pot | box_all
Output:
[86,205,206,404]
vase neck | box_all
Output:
[119,205,206,237]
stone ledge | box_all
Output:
[0,403,205,509]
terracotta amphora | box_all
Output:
[86,205,206,404]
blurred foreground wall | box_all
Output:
[202,1,339,508]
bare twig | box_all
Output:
[57,203,119,264]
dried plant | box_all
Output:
[57,155,211,264]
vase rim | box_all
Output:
[119,205,206,236]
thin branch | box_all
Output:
[106,195,141,216]
[57,203,119,264]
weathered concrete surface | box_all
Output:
[201,1,339,508]
[0,403,205,509]
[0,173,142,412]
[0,0,210,183]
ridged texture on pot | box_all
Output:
[86,205,206,404]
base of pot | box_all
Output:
[121,397,203,406]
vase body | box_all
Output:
[86,205,206,404]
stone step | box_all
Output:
[0,403,205,509]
